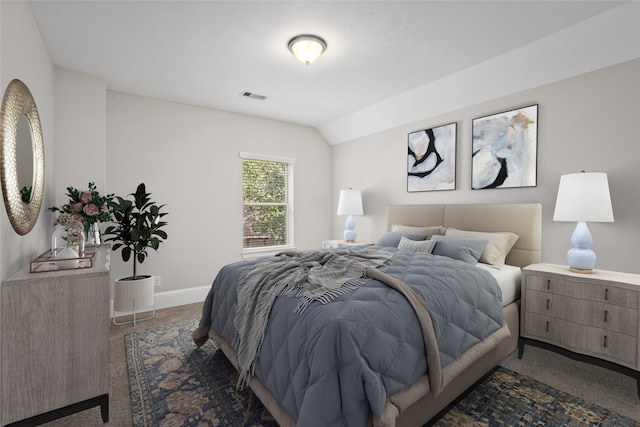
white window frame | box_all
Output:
[240,152,295,257]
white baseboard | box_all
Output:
[154,285,210,310]
[110,285,210,317]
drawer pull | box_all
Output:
[546,321,550,332]
[604,310,608,322]
[603,335,608,348]
[546,299,550,310]
[546,279,551,290]
[604,288,609,301]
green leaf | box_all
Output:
[122,247,131,262]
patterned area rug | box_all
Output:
[126,318,276,427]
[432,368,640,427]
[126,319,639,427]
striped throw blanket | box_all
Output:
[233,248,393,388]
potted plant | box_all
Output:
[103,183,168,323]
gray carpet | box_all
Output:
[38,302,640,426]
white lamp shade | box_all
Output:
[553,172,614,223]
[336,189,363,216]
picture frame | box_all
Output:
[407,122,456,192]
[471,104,538,189]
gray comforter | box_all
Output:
[195,246,509,426]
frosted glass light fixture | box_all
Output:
[336,189,363,242]
[553,171,614,273]
[288,35,326,65]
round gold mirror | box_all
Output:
[0,79,45,235]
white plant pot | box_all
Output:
[113,275,155,313]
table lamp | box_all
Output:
[553,171,614,273]
[336,189,363,242]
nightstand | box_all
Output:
[322,240,374,249]
[519,263,640,397]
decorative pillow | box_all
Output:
[431,235,488,265]
[375,231,427,247]
[391,224,445,238]
[398,236,436,253]
[445,228,519,268]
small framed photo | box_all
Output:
[407,122,456,192]
[472,104,538,189]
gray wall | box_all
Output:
[331,59,640,274]
[105,91,332,292]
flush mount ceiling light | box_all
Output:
[287,34,326,65]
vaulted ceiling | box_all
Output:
[29,1,636,144]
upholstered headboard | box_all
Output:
[386,203,542,268]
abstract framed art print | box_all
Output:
[407,122,456,192]
[472,104,538,189]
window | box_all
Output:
[241,152,294,250]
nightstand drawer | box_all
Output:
[525,289,638,336]
[524,313,637,367]
[526,274,637,309]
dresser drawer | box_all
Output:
[523,312,637,367]
[526,274,638,309]
[525,289,638,336]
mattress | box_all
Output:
[476,263,521,306]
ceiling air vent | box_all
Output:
[240,91,267,101]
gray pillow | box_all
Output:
[375,231,427,247]
[431,235,488,264]
[391,224,445,238]
[445,228,519,268]
[398,236,436,253]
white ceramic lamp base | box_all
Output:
[567,221,596,274]
[343,215,357,242]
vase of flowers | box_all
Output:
[49,182,115,246]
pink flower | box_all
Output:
[70,202,83,212]
[79,191,92,204]
[83,203,100,216]
[100,203,109,212]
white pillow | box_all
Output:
[398,236,436,253]
[444,228,519,268]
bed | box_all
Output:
[194,203,542,427]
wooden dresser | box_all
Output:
[519,263,640,397]
[1,245,110,426]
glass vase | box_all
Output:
[86,222,101,246]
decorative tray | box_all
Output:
[29,245,97,273]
